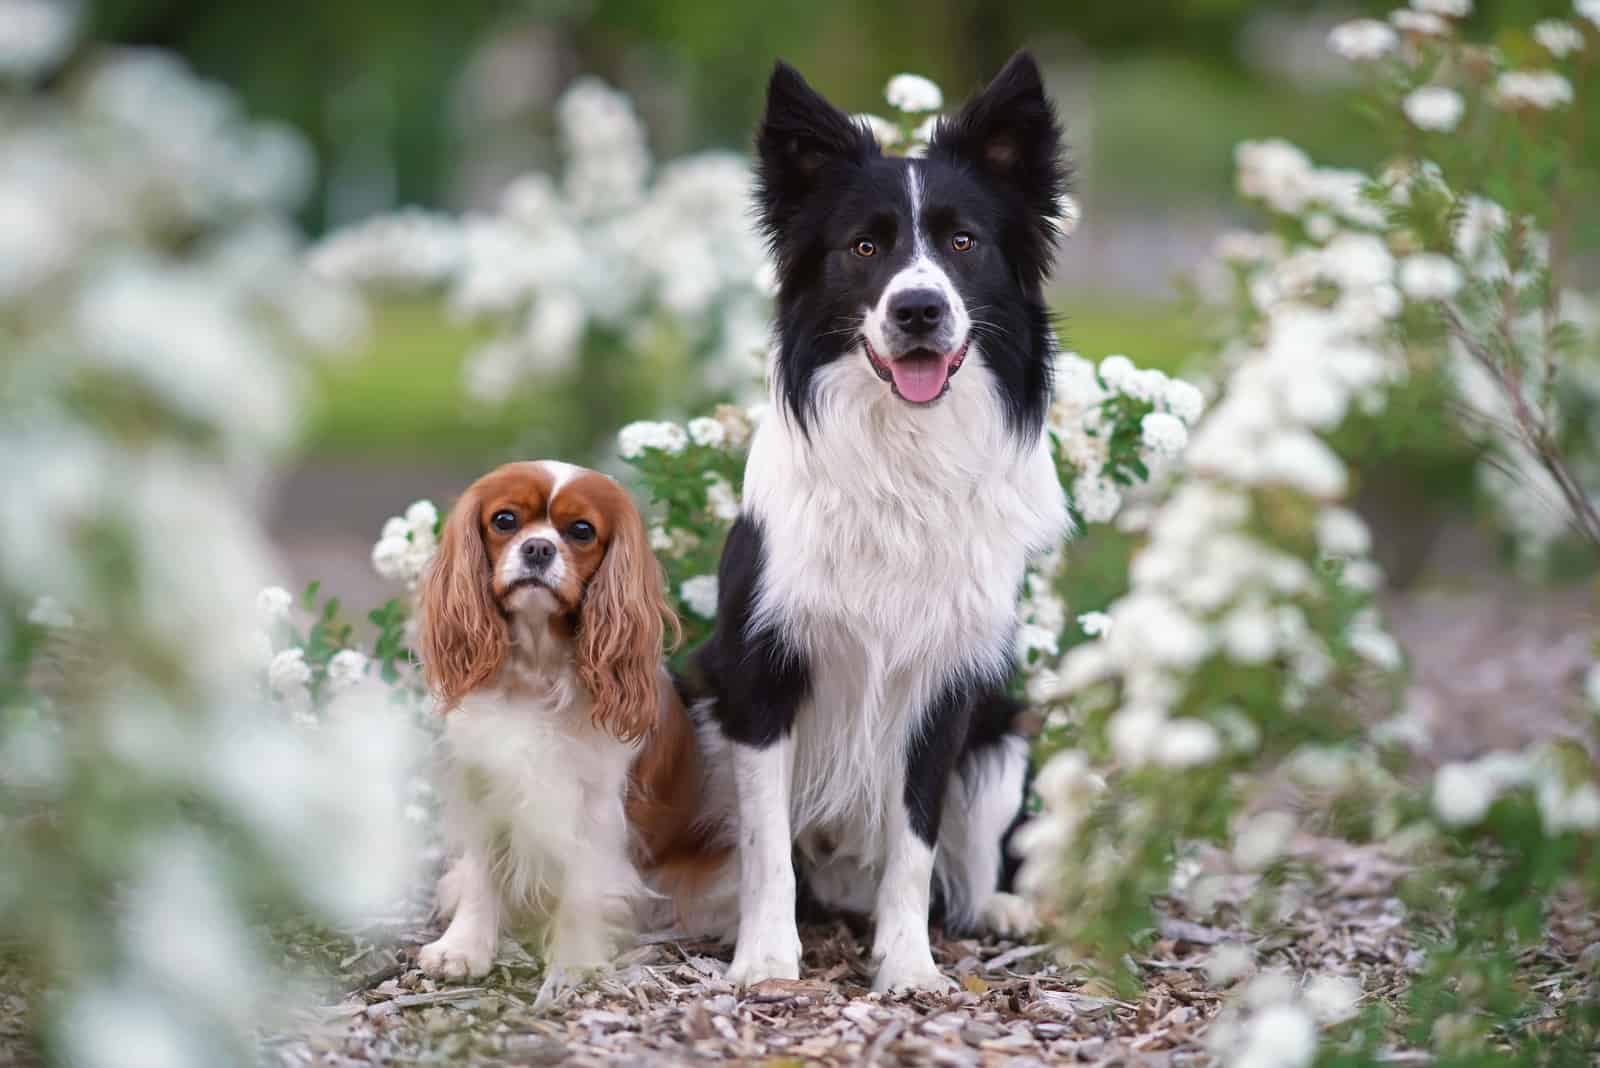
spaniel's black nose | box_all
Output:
[521,538,557,567]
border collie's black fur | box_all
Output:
[690,52,1072,992]
[755,55,1067,435]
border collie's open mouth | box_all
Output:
[863,339,970,405]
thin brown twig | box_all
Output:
[1443,305,1600,547]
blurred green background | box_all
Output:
[88,0,1588,598]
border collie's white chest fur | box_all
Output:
[741,353,1066,859]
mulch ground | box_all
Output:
[261,544,1597,1067]
[264,831,1587,1067]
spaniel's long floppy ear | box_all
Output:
[416,489,507,710]
[577,502,680,744]
[926,51,1068,290]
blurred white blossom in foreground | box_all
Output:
[0,26,416,1068]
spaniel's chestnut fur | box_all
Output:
[414,461,719,1005]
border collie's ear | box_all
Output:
[928,52,1067,281]
[756,61,876,246]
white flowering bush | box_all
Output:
[1019,2,1600,1062]
[310,77,774,407]
[0,22,421,1067]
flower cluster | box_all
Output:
[312,78,772,402]
[0,29,416,1067]
[1047,352,1204,526]
[1018,4,1600,1062]
[372,499,441,588]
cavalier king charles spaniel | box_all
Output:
[414,460,718,1005]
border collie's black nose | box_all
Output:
[890,289,946,335]
[521,538,557,568]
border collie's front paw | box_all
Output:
[873,952,956,993]
[977,892,1038,938]
[418,936,494,980]
[725,931,801,987]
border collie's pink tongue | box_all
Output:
[889,352,951,404]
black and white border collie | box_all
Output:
[693,52,1071,992]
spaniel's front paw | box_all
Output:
[418,935,494,980]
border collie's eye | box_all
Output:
[567,520,596,544]
[490,510,518,533]
[851,238,877,258]
[952,232,975,253]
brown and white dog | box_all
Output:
[414,460,721,1005]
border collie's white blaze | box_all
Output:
[693,52,1071,991]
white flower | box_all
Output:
[1236,1003,1317,1068]
[618,420,688,459]
[371,536,412,583]
[267,648,312,700]
[1015,623,1060,668]
[524,291,587,374]
[885,73,943,113]
[1140,411,1188,458]
[1349,623,1403,670]
[1222,603,1279,664]
[1328,19,1398,61]
[1304,213,1337,243]
[687,416,726,448]
[1391,10,1449,36]
[1411,0,1470,16]
[1399,253,1464,300]
[1315,507,1371,557]
[1432,761,1498,826]
[1162,379,1206,424]
[1156,720,1222,769]
[1533,20,1584,57]
[1078,611,1112,637]
[326,649,369,692]
[704,475,740,522]
[404,500,438,539]
[1205,944,1254,986]
[1260,431,1347,497]
[1236,139,1314,215]
[1234,810,1296,870]
[854,113,903,148]
[1402,87,1464,132]
[1580,1,1600,31]
[1304,974,1362,1024]
[1494,70,1575,110]
[1072,472,1122,524]
[679,574,718,619]
[0,0,80,79]
[1109,705,1167,766]
[255,586,294,627]
[1537,777,1600,834]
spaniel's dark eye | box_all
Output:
[490,510,518,533]
[951,232,975,253]
[567,520,596,544]
[851,238,877,258]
